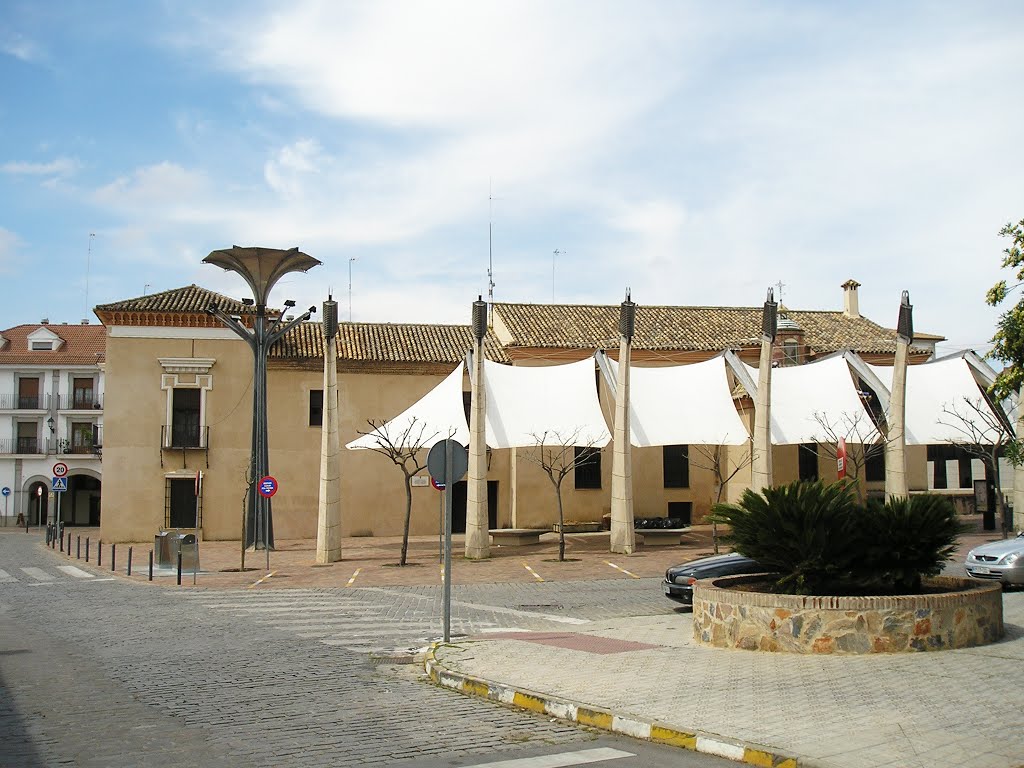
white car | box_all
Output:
[965,532,1024,586]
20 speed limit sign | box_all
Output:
[52,462,69,478]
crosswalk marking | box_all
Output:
[0,568,16,583]
[21,567,55,582]
[57,565,95,579]
[182,589,499,654]
[464,747,634,767]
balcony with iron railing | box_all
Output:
[57,393,103,411]
[0,394,50,411]
[161,424,209,469]
[0,427,103,456]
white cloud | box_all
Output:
[0,33,44,62]
[1,157,79,177]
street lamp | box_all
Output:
[47,417,55,434]
[203,246,321,562]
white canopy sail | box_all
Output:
[484,358,611,449]
[346,364,469,450]
[606,356,750,446]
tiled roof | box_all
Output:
[271,322,510,364]
[94,285,260,327]
[0,324,106,366]
[492,303,936,355]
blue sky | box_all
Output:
[2,1,1022,357]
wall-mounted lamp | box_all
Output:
[47,417,55,434]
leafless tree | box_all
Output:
[239,458,256,571]
[358,417,439,565]
[519,428,600,561]
[809,410,887,503]
[689,442,752,554]
[936,396,1014,537]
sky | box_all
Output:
[1,1,1022,358]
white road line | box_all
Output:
[21,567,55,582]
[363,587,591,626]
[463,747,634,767]
[57,565,96,579]
[0,568,16,583]
[208,605,383,614]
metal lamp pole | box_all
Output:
[204,246,321,557]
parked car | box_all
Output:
[964,532,1024,587]
[663,552,766,606]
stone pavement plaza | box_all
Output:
[35,522,1024,767]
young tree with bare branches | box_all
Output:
[358,417,439,565]
[688,443,752,553]
[519,428,599,561]
[936,396,1014,536]
[809,410,887,503]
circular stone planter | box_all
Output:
[692,575,1004,654]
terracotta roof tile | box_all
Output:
[0,324,106,366]
[94,285,260,327]
[270,322,509,364]
[493,303,935,355]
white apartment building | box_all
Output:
[0,320,105,527]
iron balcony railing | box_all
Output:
[57,393,103,410]
[0,438,41,455]
[161,424,209,450]
[0,394,50,410]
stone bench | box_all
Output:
[636,528,689,546]
[489,528,547,546]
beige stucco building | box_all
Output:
[95,281,942,544]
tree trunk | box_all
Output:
[556,484,566,562]
[401,474,413,565]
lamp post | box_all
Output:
[203,246,321,560]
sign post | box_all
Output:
[52,463,68,529]
[1,486,9,526]
[257,476,278,570]
[427,439,468,642]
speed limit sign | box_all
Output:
[52,462,69,478]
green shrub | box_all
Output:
[711,480,967,595]
[710,480,862,594]
[854,494,967,593]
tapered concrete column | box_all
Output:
[1014,405,1024,533]
[750,290,777,491]
[316,297,342,563]
[465,298,490,560]
[886,292,912,501]
[609,296,636,554]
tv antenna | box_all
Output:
[488,180,501,312]
[552,249,562,303]
[85,233,95,316]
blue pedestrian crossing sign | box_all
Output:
[52,476,67,492]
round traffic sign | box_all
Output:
[1,486,9,497]
[258,475,278,498]
[52,462,69,478]
[430,477,446,491]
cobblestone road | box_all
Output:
[0,531,729,767]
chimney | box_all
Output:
[40,318,49,325]
[841,279,861,319]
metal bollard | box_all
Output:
[85,537,90,562]
[59,529,64,553]
[76,535,81,559]
[45,525,50,546]
[148,550,153,581]
[127,546,133,576]
[97,541,102,567]
[176,550,182,586]
[111,543,116,572]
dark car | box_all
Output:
[663,552,765,606]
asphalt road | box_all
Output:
[0,531,730,768]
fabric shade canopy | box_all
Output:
[484,358,611,449]
[748,356,879,445]
[606,356,750,446]
[868,356,1002,444]
[346,364,469,450]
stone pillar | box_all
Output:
[465,298,490,559]
[886,292,912,501]
[610,295,637,554]
[750,290,777,491]
[316,297,342,563]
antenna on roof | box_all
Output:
[488,180,498,320]
[552,249,562,303]
[85,233,95,316]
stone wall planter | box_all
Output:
[693,575,1004,654]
